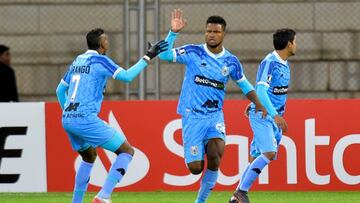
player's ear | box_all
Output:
[99,35,107,50]
[99,38,105,49]
[287,41,292,49]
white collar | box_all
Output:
[85,50,99,55]
[273,50,287,65]
[203,44,225,59]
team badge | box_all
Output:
[215,122,226,134]
[221,66,229,76]
[190,146,198,156]
[179,48,186,55]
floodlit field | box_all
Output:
[0,191,359,203]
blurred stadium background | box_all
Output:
[1,0,359,101]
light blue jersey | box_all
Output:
[159,31,254,163]
[61,50,124,123]
[58,50,127,151]
[253,50,290,116]
[249,50,291,157]
[173,44,246,116]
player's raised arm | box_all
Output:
[114,40,168,83]
[171,8,187,33]
[159,9,187,62]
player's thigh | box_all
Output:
[205,112,226,155]
[182,115,207,164]
[100,131,128,154]
[68,118,119,149]
[249,111,277,154]
[63,124,91,152]
[206,138,225,159]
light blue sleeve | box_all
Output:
[257,84,278,117]
[230,56,245,81]
[236,78,255,95]
[114,59,148,83]
[159,30,178,62]
[56,81,68,110]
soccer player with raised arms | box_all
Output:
[56,28,167,203]
[229,29,296,203]
[159,9,267,203]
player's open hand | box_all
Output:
[145,40,168,60]
[171,9,187,33]
[274,115,288,133]
[254,103,267,119]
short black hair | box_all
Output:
[86,28,105,50]
[0,45,9,55]
[273,28,296,50]
[206,16,227,31]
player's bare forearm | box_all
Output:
[245,90,261,106]
[245,90,267,117]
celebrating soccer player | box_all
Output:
[56,28,167,203]
[159,9,266,203]
[229,29,296,203]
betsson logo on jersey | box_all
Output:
[194,75,225,90]
[273,86,288,95]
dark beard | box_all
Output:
[207,42,221,49]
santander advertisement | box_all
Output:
[45,100,360,192]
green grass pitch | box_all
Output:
[0,191,359,203]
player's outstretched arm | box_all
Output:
[159,9,187,62]
[115,40,168,83]
[56,81,68,110]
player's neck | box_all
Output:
[206,44,223,54]
[275,50,289,61]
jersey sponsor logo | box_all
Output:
[63,113,85,118]
[221,66,229,76]
[64,102,80,112]
[201,99,219,109]
[194,75,225,90]
[273,86,288,95]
